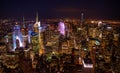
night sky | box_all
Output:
[0,0,120,20]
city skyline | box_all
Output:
[0,1,120,72]
[0,0,120,20]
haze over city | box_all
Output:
[0,0,120,20]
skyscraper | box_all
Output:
[12,25,23,51]
[32,12,44,55]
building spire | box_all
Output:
[23,16,25,28]
[36,12,38,22]
[81,13,84,25]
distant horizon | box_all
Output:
[0,0,120,20]
[0,11,120,20]
[1,14,120,21]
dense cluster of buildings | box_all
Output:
[0,14,120,73]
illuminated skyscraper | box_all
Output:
[32,12,44,55]
[12,25,23,51]
[34,12,40,33]
[28,24,33,44]
[58,22,65,36]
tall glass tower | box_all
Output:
[12,25,23,51]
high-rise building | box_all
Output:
[58,22,65,36]
[12,25,23,51]
[28,24,33,44]
[32,12,44,55]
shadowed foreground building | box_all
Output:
[82,58,93,73]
